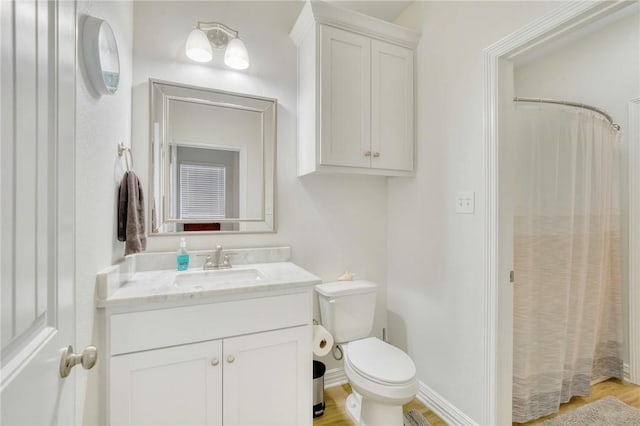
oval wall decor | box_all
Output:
[82,15,120,95]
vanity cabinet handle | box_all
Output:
[373,152,380,158]
[211,358,219,366]
[227,355,235,363]
[364,151,371,157]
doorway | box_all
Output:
[483,1,640,424]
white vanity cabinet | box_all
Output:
[105,290,313,426]
[291,1,420,177]
[110,340,224,426]
[222,326,308,425]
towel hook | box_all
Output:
[117,142,133,171]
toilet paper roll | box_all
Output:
[312,324,334,357]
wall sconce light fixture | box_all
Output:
[185,22,249,70]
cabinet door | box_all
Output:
[320,25,371,168]
[371,39,414,172]
[223,326,312,426]
[110,340,223,426]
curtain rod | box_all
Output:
[513,97,620,131]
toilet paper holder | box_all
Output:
[313,320,330,350]
[312,322,334,357]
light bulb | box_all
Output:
[224,38,249,70]
[185,28,212,63]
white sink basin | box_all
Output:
[175,268,265,289]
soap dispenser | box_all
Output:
[176,238,190,271]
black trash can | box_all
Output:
[313,360,326,417]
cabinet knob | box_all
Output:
[373,152,380,158]
[211,358,219,366]
[227,355,235,363]
[364,151,371,157]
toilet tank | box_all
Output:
[315,280,377,344]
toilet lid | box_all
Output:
[346,337,416,385]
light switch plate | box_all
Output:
[456,191,475,214]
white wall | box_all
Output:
[75,1,133,424]
[388,1,557,423]
[514,10,640,366]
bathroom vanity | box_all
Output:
[97,248,320,426]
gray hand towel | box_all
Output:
[117,171,146,255]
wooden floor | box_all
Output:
[314,379,640,426]
[515,378,640,425]
[313,383,446,426]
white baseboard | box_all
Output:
[416,381,477,426]
[624,363,630,382]
[324,367,348,388]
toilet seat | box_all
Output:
[345,337,416,385]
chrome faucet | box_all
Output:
[203,245,233,270]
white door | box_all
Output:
[110,340,223,426]
[223,326,312,426]
[320,25,371,168]
[371,39,414,172]
[1,0,77,424]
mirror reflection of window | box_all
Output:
[171,146,240,232]
[179,162,226,219]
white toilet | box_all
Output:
[316,280,418,426]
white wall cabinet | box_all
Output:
[319,26,371,169]
[371,39,415,172]
[105,291,312,426]
[291,1,420,176]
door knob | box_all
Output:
[59,345,98,378]
[227,355,235,363]
[211,357,220,366]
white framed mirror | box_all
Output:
[149,79,276,234]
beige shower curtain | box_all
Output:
[511,104,623,423]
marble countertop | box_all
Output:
[96,261,321,308]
